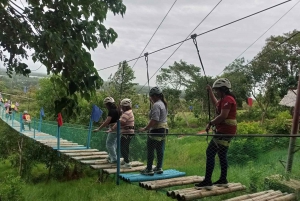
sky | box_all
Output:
[4,0,300,87]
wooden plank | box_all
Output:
[59,149,101,153]
[44,144,81,147]
[80,158,123,165]
[91,161,144,170]
[72,155,108,160]
[64,152,105,156]
[103,165,146,174]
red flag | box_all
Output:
[247,97,253,107]
[57,113,63,127]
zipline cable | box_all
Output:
[246,31,300,66]
[138,0,225,93]
[97,0,292,72]
[144,53,152,110]
[217,0,300,76]
[190,34,211,133]
[131,0,178,69]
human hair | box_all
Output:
[106,102,117,110]
[153,93,168,110]
[220,86,236,100]
[122,105,132,112]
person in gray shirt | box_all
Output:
[139,87,168,176]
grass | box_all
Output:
[1,119,300,201]
[1,137,300,201]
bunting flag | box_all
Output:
[40,107,45,117]
[57,113,63,127]
[91,105,103,122]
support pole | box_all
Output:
[19,112,23,133]
[34,118,36,138]
[87,118,93,149]
[57,125,61,151]
[116,120,121,185]
[286,72,300,173]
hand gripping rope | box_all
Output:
[191,34,212,134]
[144,52,152,110]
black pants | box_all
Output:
[204,138,229,181]
[121,135,133,163]
[146,128,168,170]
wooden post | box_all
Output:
[116,120,121,185]
[286,72,300,173]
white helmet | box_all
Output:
[24,110,28,113]
[103,97,115,104]
[120,98,132,107]
[212,78,231,90]
[149,86,162,96]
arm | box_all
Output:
[109,119,126,131]
[93,116,112,132]
[207,85,218,106]
[210,109,230,125]
[140,119,158,131]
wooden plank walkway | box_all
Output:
[0,108,145,180]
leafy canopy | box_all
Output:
[0,0,126,104]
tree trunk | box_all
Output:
[18,137,23,176]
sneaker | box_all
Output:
[153,167,163,174]
[140,168,154,176]
[120,160,126,165]
[107,159,117,164]
[121,162,132,169]
[213,179,228,187]
[194,180,213,190]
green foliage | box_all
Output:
[0,174,24,201]
[1,0,126,111]
[237,121,267,134]
[228,138,263,165]
[106,61,137,101]
[265,111,291,134]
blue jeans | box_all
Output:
[106,133,117,161]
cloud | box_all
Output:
[3,0,299,88]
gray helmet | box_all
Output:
[149,86,162,96]
[103,97,115,104]
[212,78,231,90]
[120,98,132,107]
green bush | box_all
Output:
[0,174,24,201]
[237,121,266,134]
[265,111,291,134]
[228,138,263,165]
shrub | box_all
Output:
[0,174,24,201]
[228,138,263,165]
[237,121,266,134]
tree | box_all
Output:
[156,60,213,125]
[107,61,136,100]
[0,0,126,106]
[248,30,300,122]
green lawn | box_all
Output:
[1,133,300,201]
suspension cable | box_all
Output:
[131,0,178,69]
[97,0,292,72]
[217,0,300,76]
[144,52,152,110]
[191,34,211,133]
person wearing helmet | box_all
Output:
[108,98,135,169]
[93,97,120,163]
[22,110,31,131]
[195,78,237,190]
[139,86,168,176]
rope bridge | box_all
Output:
[0,104,298,201]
